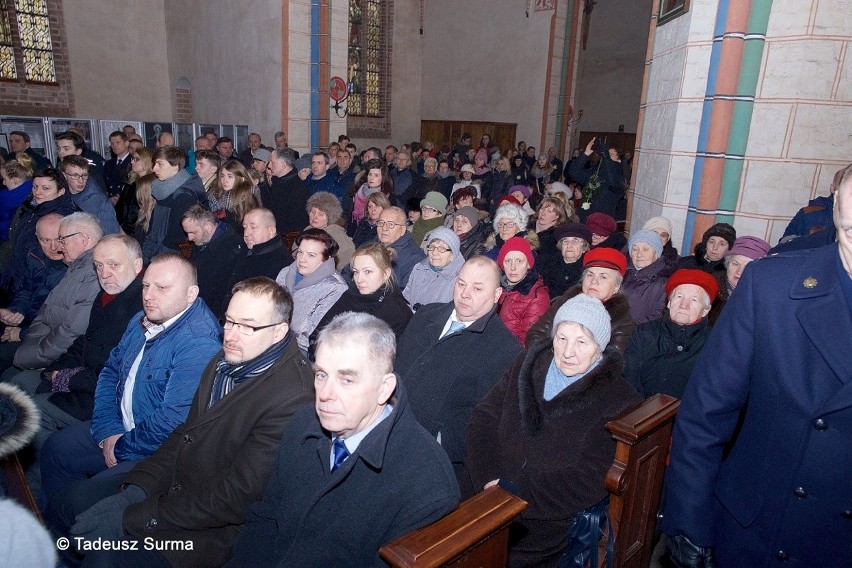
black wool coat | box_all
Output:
[191,223,243,319]
[395,301,522,476]
[40,275,144,421]
[465,340,641,567]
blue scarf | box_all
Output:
[543,356,602,401]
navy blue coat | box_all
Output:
[661,243,852,567]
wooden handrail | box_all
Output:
[379,486,527,567]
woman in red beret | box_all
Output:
[526,247,633,354]
[497,236,550,346]
[623,268,718,398]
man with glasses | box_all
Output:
[375,206,425,289]
[41,253,221,540]
[5,213,103,375]
[58,277,314,567]
[60,155,121,235]
[55,130,106,189]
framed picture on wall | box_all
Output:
[234,125,249,152]
[99,120,142,156]
[658,0,690,25]
[0,116,50,159]
[173,123,194,152]
[49,118,96,160]
[144,122,173,148]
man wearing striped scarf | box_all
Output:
[67,277,315,567]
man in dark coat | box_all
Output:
[142,146,207,262]
[102,131,132,200]
[396,256,522,480]
[59,278,315,567]
[181,205,242,319]
[662,164,852,567]
[376,206,425,289]
[567,137,625,222]
[228,312,459,567]
[263,148,309,235]
[226,208,292,297]
[30,235,144,446]
[8,130,51,172]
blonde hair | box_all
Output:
[351,241,396,290]
[135,173,157,232]
[128,147,154,185]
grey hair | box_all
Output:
[306,191,343,225]
[271,147,297,167]
[316,312,396,376]
[59,211,103,242]
[493,203,529,233]
[96,234,142,263]
[581,266,624,288]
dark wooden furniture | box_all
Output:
[420,120,518,156]
[380,394,679,568]
[380,486,527,567]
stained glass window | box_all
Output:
[14,0,56,83]
[0,0,16,79]
[347,0,386,117]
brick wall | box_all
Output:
[0,0,73,116]
[175,87,193,123]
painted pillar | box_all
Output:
[683,0,752,250]
[555,0,580,158]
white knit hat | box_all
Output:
[551,294,611,350]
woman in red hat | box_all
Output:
[497,236,550,346]
[526,246,633,354]
[624,268,718,398]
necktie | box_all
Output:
[332,438,350,471]
[442,320,466,339]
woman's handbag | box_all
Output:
[559,496,614,568]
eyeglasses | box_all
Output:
[220,317,284,336]
[496,221,517,229]
[427,244,451,254]
[56,232,80,243]
[64,172,89,181]
[376,220,402,230]
[560,237,587,246]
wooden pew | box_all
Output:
[380,393,679,568]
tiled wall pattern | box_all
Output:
[633,0,852,251]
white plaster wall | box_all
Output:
[574,0,651,137]
[64,0,171,121]
[164,0,283,146]
[286,0,312,153]
[419,0,552,146]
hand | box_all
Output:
[665,534,717,568]
[69,485,146,547]
[484,479,499,490]
[1,326,21,342]
[0,308,24,326]
[109,194,120,205]
[584,137,596,156]
[102,433,123,468]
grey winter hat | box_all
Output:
[294,156,311,171]
[551,293,611,351]
[628,229,664,259]
[426,227,460,258]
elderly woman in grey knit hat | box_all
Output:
[304,191,356,270]
[465,293,642,566]
[622,229,676,324]
[403,227,465,311]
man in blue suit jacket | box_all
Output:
[662,163,852,567]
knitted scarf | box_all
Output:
[152,169,191,201]
[207,332,291,408]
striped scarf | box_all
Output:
[207,332,291,409]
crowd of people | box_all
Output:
[0,126,848,568]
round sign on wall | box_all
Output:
[330,76,347,102]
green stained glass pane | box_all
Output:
[0,45,16,79]
[14,0,56,83]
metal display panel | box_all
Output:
[143,122,173,148]
[99,120,142,156]
[234,125,249,152]
[172,123,194,152]
[0,116,50,160]
[197,124,222,139]
[48,118,97,161]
